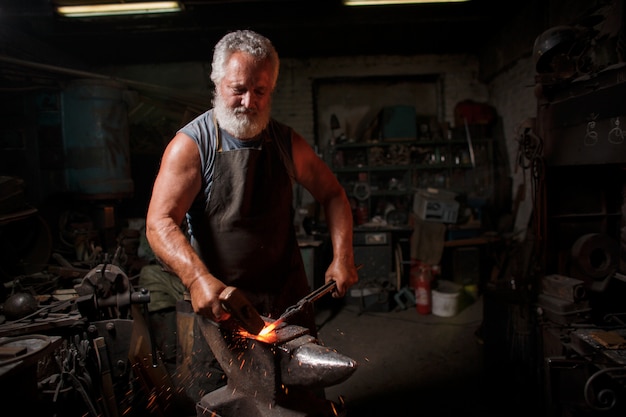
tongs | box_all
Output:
[271,264,363,328]
[270,280,337,328]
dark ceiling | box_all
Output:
[1,0,511,68]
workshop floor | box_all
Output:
[315,293,543,417]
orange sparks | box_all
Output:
[235,319,280,343]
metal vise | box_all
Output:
[74,262,153,379]
[196,317,357,417]
[74,263,150,321]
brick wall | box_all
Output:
[272,54,490,143]
[267,53,534,210]
[107,52,536,211]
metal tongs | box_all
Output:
[271,280,338,328]
[271,264,363,329]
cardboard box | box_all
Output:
[413,188,459,223]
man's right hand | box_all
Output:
[188,276,230,322]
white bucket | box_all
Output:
[432,280,462,317]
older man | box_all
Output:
[145,29,358,399]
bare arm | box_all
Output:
[145,132,229,321]
[291,133,358,297]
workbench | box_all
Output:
[0,335,63,415]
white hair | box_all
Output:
[210,30,280,90]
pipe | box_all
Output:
[0,54,212,112]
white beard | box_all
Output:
[213,93,271,139]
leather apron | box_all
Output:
[190,120,311,322]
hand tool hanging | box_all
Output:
[463,118,476,168]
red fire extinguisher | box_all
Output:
[414,263,432,315]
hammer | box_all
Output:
[219,286,265,335]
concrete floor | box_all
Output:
[315,292,538,417]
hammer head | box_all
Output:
[219,286,265,335]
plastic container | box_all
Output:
[432,280,462,317]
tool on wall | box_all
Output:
[463,118,476,168]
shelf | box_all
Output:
[550,212,622,219]
[333,165,410,173]
[328,129,494,227]
[369,189,413,197]
[332,138,490,148]
[334,163,474,172]
[443,235,500,248]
